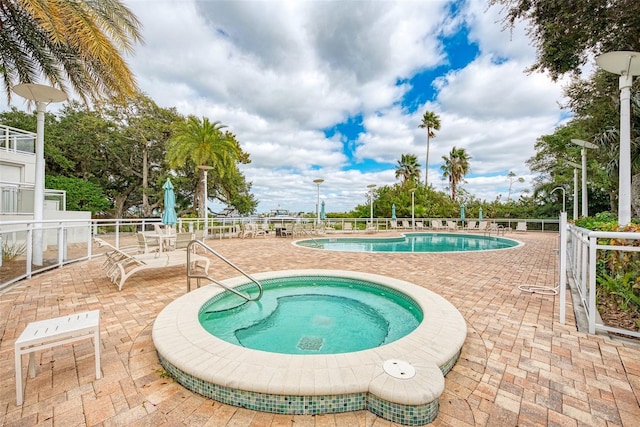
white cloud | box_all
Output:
[10,0,569,214]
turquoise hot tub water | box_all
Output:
[295,232,520,252]
[199,276,423,355]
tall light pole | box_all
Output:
[596,51,640,225]
[313,178,324,226]
[571,139,598,218]
[199,165,214,238]
[566,161,581,220]
[367,184,376,224]
[13,84,66,266]
[409,188,416,230]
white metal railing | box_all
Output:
[0,124,36,154]
[564,222,640,338]
[1,216,561,291]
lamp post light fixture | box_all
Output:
[570,139,598,218]
[596,51,640,225]
[566,161,582,220]
[367,184,376,224]
[13,84,66,266]
[313,178,324,226]
[199,165,214,238]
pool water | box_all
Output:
[199,276,423,354]
[295,233,519,252]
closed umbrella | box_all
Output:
[460,204,465,227]
[162,178,177,230]
[320,201,326,220]
[478,207,483,221]
[391,204,396,220]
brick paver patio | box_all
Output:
[1,231,639,426]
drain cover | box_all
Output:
[297,336,324,351]
[383,359,416,379]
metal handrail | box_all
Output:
[293,224,322,246]
[185,240,263,301]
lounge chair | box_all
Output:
[515,222,527,232]
[401,220,411,229]
[446,220,459,231]
[415,221,424,230]
[464,221,478,232]
[477,221,489,232]
[365,222,377,233]
[431,219,445,230]
[95,238,210,291]
[390,220,398,230]
[343,222,354,233]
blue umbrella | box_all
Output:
[161,178,177,228]
[391,204,396,220]
[320,201,326,220]
[460,204,465,221]
[478,207,483,221]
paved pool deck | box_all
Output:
[1,230,639,426]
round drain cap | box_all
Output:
[383,359,416,379]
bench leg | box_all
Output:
[15,349,23,406]
[94,329,102,379]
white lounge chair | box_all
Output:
[464,220,478,232]
[431,219,445,230]
[446,220,459,231]
[95,238,210,290]
[401,220,411,229]
[415,221,424,230]
[515,222,527,232]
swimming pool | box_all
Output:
[199,276,423,354]
[153,270,467,425]
[295,233,520,252]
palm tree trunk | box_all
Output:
[425,135,430,187]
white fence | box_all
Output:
[563,217,640,339]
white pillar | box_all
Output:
[618,73,633,225]
[581,148,588,218]
[33,101,46,265]
[573,168,579,220]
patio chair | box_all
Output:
[401,220,411,229]
[343,222,355,233]
[365,222,377,233]
[415,221,424,230]
[431,219,445,230]
[515,222,527,232]
[390,220,398,230]
[446,220,459,231]
[136,232,161,253]
[464,220,478,232]
[169,232,195,250]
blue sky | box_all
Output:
[9,0,570,214]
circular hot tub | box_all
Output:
[153,270,467,425]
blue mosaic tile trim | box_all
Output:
[440,349,461,375]
[157,352,458,425]
[368,394,439,426]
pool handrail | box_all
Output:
[186,240,263,301]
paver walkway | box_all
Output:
[1,231,639,426]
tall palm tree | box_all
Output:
[441,147,471,201]
[166,116,242,219]
[395,153,421,187]
[0,0,143,104]
[418,110,441,187]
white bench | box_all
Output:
[15,310,101,405]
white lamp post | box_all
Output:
[313,178,324,226]
[571,139,598,217]
[596,51,640,225]
[13,84,66,266]
[566,161,582,220]
[367,184,376,224]
[199,165,214,238]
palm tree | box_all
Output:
[395,153,421,187]
[166,116,242,219]
[418,110,441,187]
[441,147,471,201]
[0,0,143,104]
